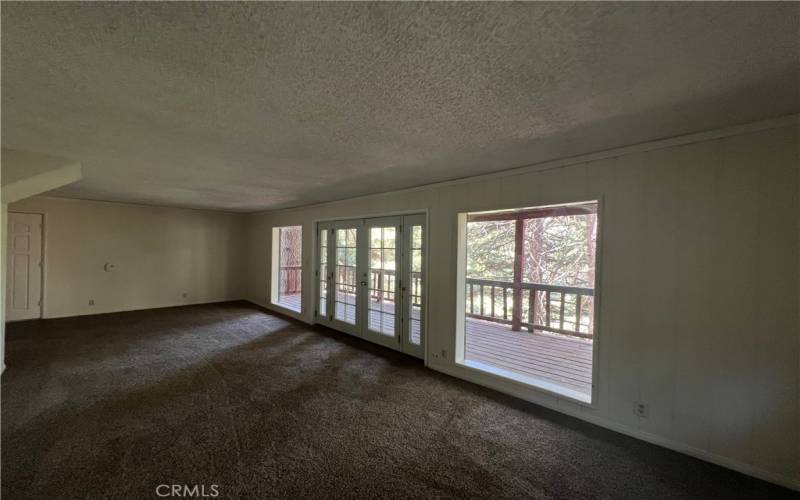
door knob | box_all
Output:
[360,281,368,286]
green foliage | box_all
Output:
[524,214,596,287]
[466,221,516,280]
[466,214,596,287]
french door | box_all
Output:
[318,219,361,336]
[316,214,425,358]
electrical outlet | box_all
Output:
[440,349,447,359]
[88,299,95,306]
[634,401,648,418]
[182,292,188,299]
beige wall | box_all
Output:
[245,123,800,488]
[1,203,6,369]
[7,197,247,318]
[2,122,797,488]
[2,149,82,370]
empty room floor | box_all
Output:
[1,303,793,499]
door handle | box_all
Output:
[360,281,368,286]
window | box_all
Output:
[457,202,598,403]
[271,225,302,312]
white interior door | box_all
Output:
[361,216,402,350]
[6,212,43,321]
[401,214,425,358]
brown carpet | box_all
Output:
[2,302,795,499]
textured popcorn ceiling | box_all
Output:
[2,3,798,212]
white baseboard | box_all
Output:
[429,361,800,492]
[40,297,245,320]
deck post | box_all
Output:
[511,217,525,331]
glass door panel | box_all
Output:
[318,227,329,318]
[316,222,335,328]
[334,227,358,325]
[315,219,360,335]
[361,217,401,349]
[367,226,397,336]
[402,214,425,358]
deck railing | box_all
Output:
[369,269,397,302]
[466,278,594,339]
[280,265,302,294]
[367,269,422,306]
[333,268,422,306]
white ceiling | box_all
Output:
[2,3,798,212]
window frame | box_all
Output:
[454,200,602,406]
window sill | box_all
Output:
[459,359,592,404]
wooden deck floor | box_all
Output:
[278,293,421,343]
[278,293,592,399]
[465,318,593,399]
[276,293,302,312]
